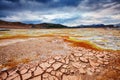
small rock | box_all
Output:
[61,58,65,63]
[13,76,21,80]
[31,75,41,80]
[74,53,83,57]
[6,73,19,80]
[51,71,56,75]
[70,69,75,73]
[86,68,93,75]
[79,68,86,74]
[90,68,95,73]
[43,73,49,78]
[65,57,69,64]
[0,67,9,72]
[52,62,62,70]
[54,56,61,60]
[60,68,67,73]
[75,57,80,62]
[22,72,32,80]
[40,62,51,70]
[80,57,89,63]
[92,50,96,54]
[46,67,53,72]
[34,67,44,75]
[72,62,80,68]
[104,62,109,65]
[70,55,76,61]
[81,64,87,68]
[96,69,101,73]
[97,60,104,64]
[48,59,55,64]
[20,69,28,74]
[8,68,18,76]
[56,71,62,76]
[115,66,120,70]
[96,54,105,58]
[30,67,36,71]
[62,64,68,68]
[89,59,100,67]
[88,52,93,56]
[1,72,8,79]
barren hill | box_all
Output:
[0,20,67,29]
[0,20,31,29]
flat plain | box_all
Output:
[0,28,120,80]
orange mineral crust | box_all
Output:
[0,35,30,40]
[64,38,103,51]
[64,36,120,53]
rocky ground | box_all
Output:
[0,37,120,80]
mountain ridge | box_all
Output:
[0,20,119,29]
[0,20,68,29]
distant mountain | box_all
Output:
[32,23,68,29]
[0,20,25,25]
[0,20,31,29]
[114,23,120,27]
[0,20,67,29]
[0,20,119,29]
[72,24,120,28]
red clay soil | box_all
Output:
[0,37,120,80]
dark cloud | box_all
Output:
[112,0,120,3]
[81,0,119,11]
[53,0,82,7]
[35,0,51,3]
[0,0,120,25]
[0,0,21,10]
[6,0,19,2]
[0,0,119,11]
[5,0,49,3]
[0,0,81,10]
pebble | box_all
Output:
[0,72,7,79]
[96,69,101,73]
[80,57,89,63]
[81,64,87,68]
[104,62,109,65]
[54,56,61,60]
[48,59,55,64]
[22,72,32,80]
[34,67,44,75]
[74,53,83,57]
[89,59,100,67]
[79,68,86,74]
[40,62,51,70]
[46,67,53,72]
[86,68,93,75]
[65,57,69,64]
[114,66,120,70]
[52,62,62,70]
[20,69,28,74]
[60,68,67,73]
[72,62,80,68]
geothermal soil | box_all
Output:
[0,28,120,80]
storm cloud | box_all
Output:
[0,0,120,26]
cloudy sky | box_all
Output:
[0,0,120,26]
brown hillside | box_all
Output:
[0,20,31,29]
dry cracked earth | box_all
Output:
[0,37,120,80]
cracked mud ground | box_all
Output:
[0,34,120,80]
